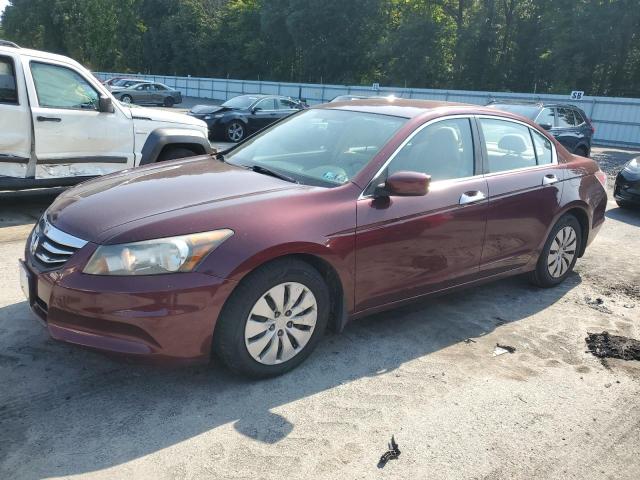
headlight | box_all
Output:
[83,229,233,275]
[623,158,640,175]
[214,114,224,118]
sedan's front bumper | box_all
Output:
[614,169,640,205]
[21,245,237,364]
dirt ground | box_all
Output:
[0,147,639,480]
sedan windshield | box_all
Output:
[225,109,407,187]
[222,95,260,109]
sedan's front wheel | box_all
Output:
[225,121,245,142]
[213,259,330,377]
[529,214,582,288]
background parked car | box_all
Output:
[614,157,640,208]
[487,101,594,157]
[107,78,150,91]
[188,94,306,141]
[102,76,126,87]
[112,82,182,107]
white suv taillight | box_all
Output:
[595,170,607,188]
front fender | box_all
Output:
[139,128,213,165]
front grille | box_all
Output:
[30,218,88,268]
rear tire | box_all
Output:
[121,94,132,104]
[529,214,582,288]
[213,259,330,378]
[156,147,196,162]
[616,200,632,209]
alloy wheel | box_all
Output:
[227,122,244,142]
[547,225,577,278]
[244,282,317,365]
[121,95,132,104]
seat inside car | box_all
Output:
[492,133,529,171]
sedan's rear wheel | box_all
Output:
[121,94,132,104]
[213,259,329,377]
[529,214,582,288]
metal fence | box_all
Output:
[96,72,640,149]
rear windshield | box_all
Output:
[225,109,407,187]
[489,104,540,120]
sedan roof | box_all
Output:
[319,98,494,119]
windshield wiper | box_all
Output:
[249,165,299,184]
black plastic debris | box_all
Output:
[585,331,640,361]
[493,343,516,356]
[377,435,401,468]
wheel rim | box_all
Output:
[227,123,244,141]
[244,282,317,365]
[547,226,577,278]
[122,96,131,104]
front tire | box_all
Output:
[213,259,330,377]
[225,121,245,142]
[163,97,175,107]
[529,214,582,288]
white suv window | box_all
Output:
[31,62,99,110]
[0,56,18,104]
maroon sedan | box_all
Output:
[20,99,607,377]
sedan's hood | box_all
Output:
[47,158,304,243]
[189,105,232,115]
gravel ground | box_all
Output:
[0,147,639,480]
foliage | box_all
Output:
[1,0,639,96]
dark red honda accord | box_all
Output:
[20,99,607,377]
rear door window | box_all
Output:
[0,56,18,104]
[530,129,553,164]
[557,108,576,128]
[479,118,537,172]
[277,98,298,110]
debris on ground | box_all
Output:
[493,343,516,356]
[584,296,612,314]
[377,435,401,468]
[585,331,640,361]
[464,338,476,344]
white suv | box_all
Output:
[0,41,212,190]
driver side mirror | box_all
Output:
[251,106,262,113]
[374,171,431,198]
[539,123,552,131]
[98,95,114,113]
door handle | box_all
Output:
[459,190,486,205]
[37,116,61,122]
[542,174,558,185]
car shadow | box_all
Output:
[0,188,64,228]
[605,206,640,227]
[0,273,581,478]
